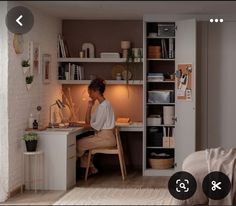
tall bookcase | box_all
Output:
[143,18,197,176]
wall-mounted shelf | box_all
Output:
[147,103,175,105]
[147,124,175,127]
[147,36,176,39]
[147,80,175,83]
[58,80,143,85]
[147,58,175,61]
[58,58,143,63]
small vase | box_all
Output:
[22,66,30,74]
[25,140,38,152]
[26,84,32,90]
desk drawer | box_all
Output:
[67,144,76,159]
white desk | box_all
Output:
[36,123,143,190]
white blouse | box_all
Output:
[90,100,115,131]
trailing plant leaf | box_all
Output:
[22,60,30,67]
[26,75,34,84]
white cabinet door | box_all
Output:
[175,19,196,171]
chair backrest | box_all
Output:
[114,127,123,151]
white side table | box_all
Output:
[22,150,44,193]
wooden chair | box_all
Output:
[85,127,127,181]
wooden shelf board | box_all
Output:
[58,80,143,85]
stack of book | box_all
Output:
[58,63,84,80]
[58,34,70,58]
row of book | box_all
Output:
[58,63,84,80]
[161,38,175,59]
[58,34,70,58]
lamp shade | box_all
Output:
[121,41,131,49]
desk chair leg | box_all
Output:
[85,151,92,181]
[118,152,125,180]
[121,149,127,177]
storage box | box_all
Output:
[147,115,162,126]
[148,90,173,103]
[147,127,162,147]
[158,23,175,37]
[149,158,174,169]
[148,46,161,58]
[163,136,170,148]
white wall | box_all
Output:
[0,1,9,202]
[7,1,61,192]
[207,22,236,149]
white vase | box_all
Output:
[26,84,32,90]
[22,66,30,74]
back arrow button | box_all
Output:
[16,15,23,26]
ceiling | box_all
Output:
[22,1,236,20]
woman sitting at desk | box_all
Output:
[77,78,116,175]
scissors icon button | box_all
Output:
[202,171,231,200]
[211,181,222,191]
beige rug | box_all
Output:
[54,187,174,205]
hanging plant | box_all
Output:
[25,75,34,90]
[21,60,30,74]
[123,48,134,84]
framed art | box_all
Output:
[29,41,41,75]
[42,54,51,84]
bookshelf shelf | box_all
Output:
[147,58,175,61]
[58,80,143,85]
[57,58,143,63]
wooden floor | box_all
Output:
[3,170,170,205]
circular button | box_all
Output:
[202,171,231,200]
[5,6,34,34]
[168,171,197,200]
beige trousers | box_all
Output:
[77,129,116,168]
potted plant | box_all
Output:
[25,75,34,90]
[22,132,39,152]
[22,60,30,74]
[122,48,134,84]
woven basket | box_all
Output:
[149,158,174,169]
[148,46,161,58]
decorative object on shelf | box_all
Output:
[100,52,120,58]
[48,99,65,128]
[22,132,39,152]
[121,70,132,80]
[36,105,42,127]
[28,113,34,129]
[116,73,122,80]
[121,40,131,58]
[33,120,38,129]
[163,106,175,125]
[25,75,34,90]
[82,42,95,58]
[79,51,85,58]
[29,41,41,75]
[13,34,24,54]
[111,64,125,80]
[148,33,158,38]
[42,54,51,84]
[21,59,30,74]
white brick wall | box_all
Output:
[7,1,62,192]
[0,1,9,202]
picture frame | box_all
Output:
[29,41,41,75]
[42,54,51,84]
